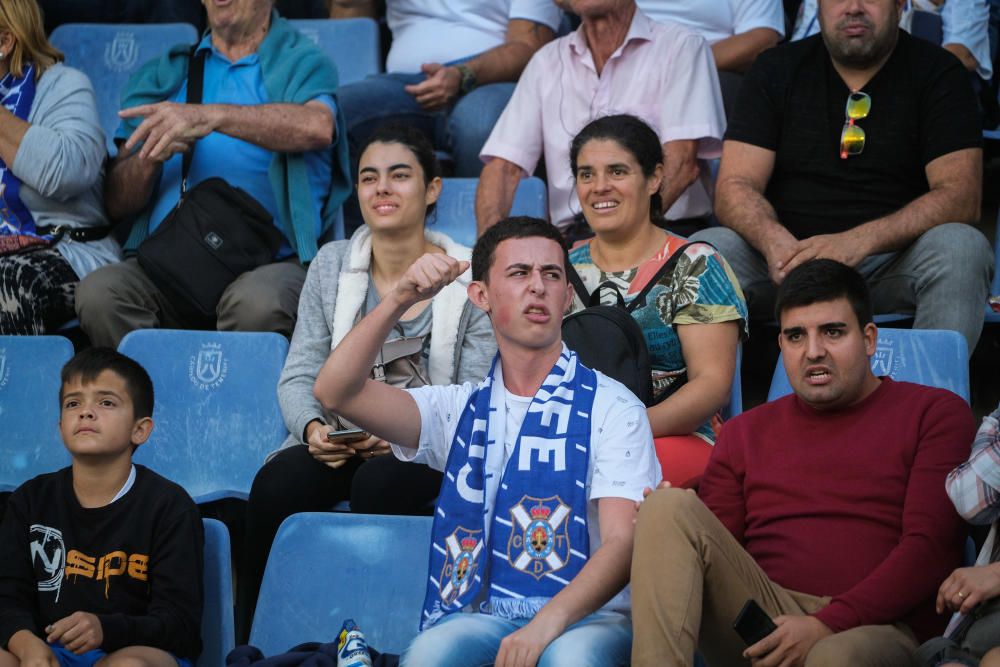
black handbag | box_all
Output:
[137,49,283,325]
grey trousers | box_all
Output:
[75,257,306,348]
[690,223,994,354]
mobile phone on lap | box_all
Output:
[733,599,778,646]
[326,428,369,444]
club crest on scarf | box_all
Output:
[421,347,597,629]
[439,527,483,605]
[507,496,571,580]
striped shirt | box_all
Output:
[946,406,1000,527]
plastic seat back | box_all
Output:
[288,18,382,85]
[910,10,944,45]
[767,328,969,403]
[199,518,235,667]
[0,336,74,492]
[118,330,289,503]
[249,512,432,656]
[432,177,548,247]
[722,343,743,420]
[49,23,200,154]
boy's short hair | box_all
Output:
[774,259,874,328]
[60,348,154,419]
[471,216,568,283]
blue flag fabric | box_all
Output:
[421,345,597,629]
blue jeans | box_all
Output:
[337,72,515,178]
[690,223,994,354]
[399,610,632,667]
[48,643,193,667]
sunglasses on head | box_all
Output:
[839,91,871,160]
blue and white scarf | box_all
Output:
[0,64,43,253]
[421,344,597,629]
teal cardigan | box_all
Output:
[119,12,351,263]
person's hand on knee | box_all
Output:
[936,563,1000,615]
[743,614,832,667]
[633,481,675,522]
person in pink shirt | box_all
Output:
[630,258,975,667]
[475,0,726,241]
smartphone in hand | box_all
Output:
[327,428,369,445]
[733,599,778,646]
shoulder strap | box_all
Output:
[180,47,207,197]
[565,258,591,304]
[625,240,715,314]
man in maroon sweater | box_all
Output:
[630,258,975,667]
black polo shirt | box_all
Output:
[726,31,981,239]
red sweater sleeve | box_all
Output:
[813,391,974,632]
[700,418,748,541]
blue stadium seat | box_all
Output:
[0,335,74,492]
[909,10,944,45]
[288,18,382,86]
[199,518,235,667]
[767,328,970,403]
[118,330,289,503]
[431,177,548,247]
[49,23,200,154]
[249,512,432,656]
[722,343,743,420]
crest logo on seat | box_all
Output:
[189,342,227,390]
[870,339,903,378]
[506,495,571,580]
[104,32,139,73]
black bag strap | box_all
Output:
[34,224,112,242]
[180,47,208,197]
[566,260,591,304]
[565,240,716,312]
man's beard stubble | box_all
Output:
[822,13,899,69]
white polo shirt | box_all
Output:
[637,0,785,44]
[386,0,564,73]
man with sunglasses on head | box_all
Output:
[693,0,992,357]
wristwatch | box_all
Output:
[455,64,477,95]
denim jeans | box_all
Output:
[690,223,994,355]
[399,610,632,667]
[337,72,515,178]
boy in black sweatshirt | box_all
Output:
[0,348,203,667]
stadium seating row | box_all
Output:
[0,326,968,497]
[48,19,382,155]
[0,325,974,657]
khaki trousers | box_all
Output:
[631,489,920,667]
[76,257,305,347]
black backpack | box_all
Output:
[562,242,698,407]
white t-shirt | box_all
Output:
[395,369,661,611]
[637,0,785,44]
[386,0,564,74]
